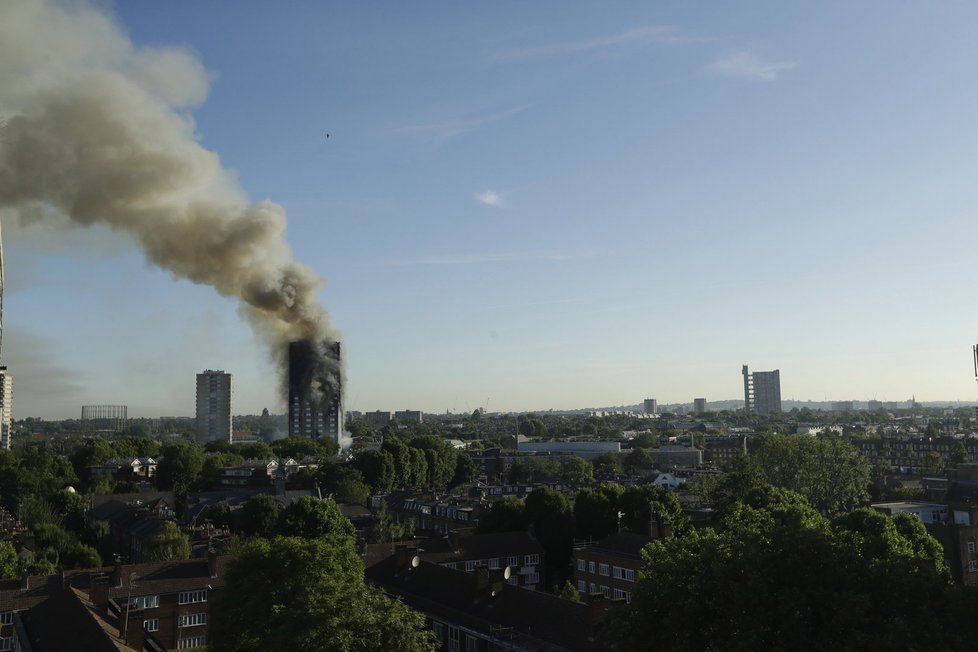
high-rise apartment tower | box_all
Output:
[643,398,657,414]
[0,369,11,450]
[289,340,342,444]
[196,370,232,444]
[742,365,782,415]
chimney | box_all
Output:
[474,567,490,593]
[90,574,109,606]
[207,549,218,579]
[111,560,124,588]
[394,544,410,569]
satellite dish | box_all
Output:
[411,555,420,568]
[503,566,511,580]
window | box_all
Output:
[0,612,11,626]
[577,580,587,593]
[177,636,206,649]
[588,561,595,574]
[613,566,624,579]
[448,626,460,652]
[599,563,610,577]
[178,590,207,605]
[507,556,518,567]
[969,541,976,554]
[601,585,611,598]
[178,613,207,628]
[0,637,11,652]
[613,588,632,602]
[143,619,159,632]
[507,575,519,586]
[489,557,500,569]
[969,560,977,573]
[465,636,479,652]
[589,582,597,594]
[525,572,540,585]
[432,621,446,642]
[577,559,586,572]
[623,569,636,582]
[524,554,540,566]
[132,595,159,609]
[464,561,475,572]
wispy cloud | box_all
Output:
[708,50,797,81]
[390,251,593,266]
[494,25,703,62]
[398,105,529,140]
[474,190,506,207]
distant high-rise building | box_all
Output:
[196,370,232,444]
[394,409,424,424]
[289,340,342,444]
[643,398,657,414]
[0,368,11,450]
[867,400,883,411]
[693,398,707,415]
[742,365,782,415]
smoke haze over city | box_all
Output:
[2,1,978,418]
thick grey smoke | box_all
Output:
[0,1,339,385]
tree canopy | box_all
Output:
[209,535,435,652]
[612,487,963,651]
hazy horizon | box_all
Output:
[3,2,978,419]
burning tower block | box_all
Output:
[288,340,342,445]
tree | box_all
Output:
[951,441,970,467]
[623,448,652,474]
[156,442,204,491]
[561,456,593,485]
[142,521,190,562]
[524,488,575,587]
[239,493,282,538]
[751,434,870,514]
[278,496,355,540]
[574,484,623,541]
[368,500,415,544]
[352,449,396,494]
[592,452,622,475]
[0,541,17,579]
[450,453,478,487]
[556,580,580,602]
[617,485,690,536]
[922,451,945,476]
[611,491,956,651]
[209,536,435,652]
[476,497,526,534]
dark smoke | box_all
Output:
[0,0,340,397]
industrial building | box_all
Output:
[195,370,232,444]
[742,365,782,415]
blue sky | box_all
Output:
[4,1,978,418]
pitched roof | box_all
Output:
[367,558,606,652]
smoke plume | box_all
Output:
[0,1,340,390]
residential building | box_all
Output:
[693,398,707,415]
[366,553,606,651]
[364,411,392,428]
[0,368,11,450]
[195,370,232,444]
[702,435,747,467]
[288,340,342,444]
[643,398,657,415]
[572,532,651,603]
[394,409,424,424]
[742,365,782,415]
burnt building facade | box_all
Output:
[288,339,342,445]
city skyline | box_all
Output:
[3,2,978,419]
